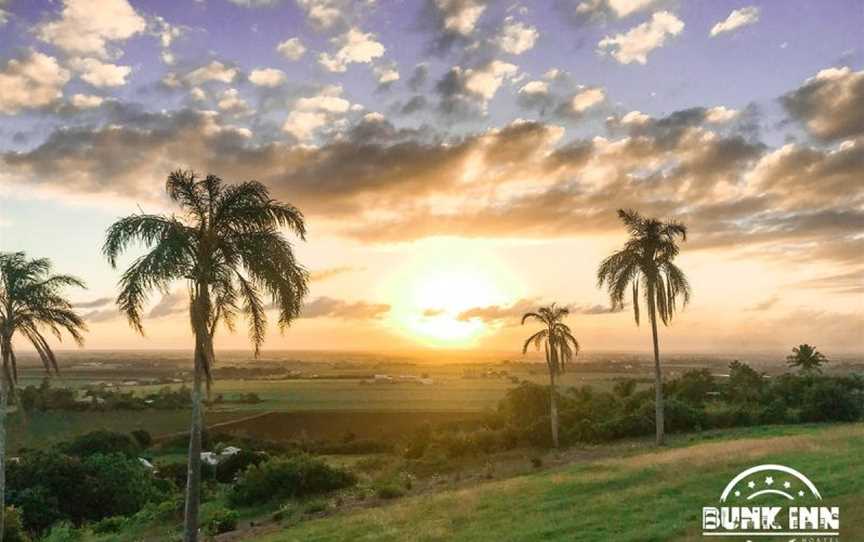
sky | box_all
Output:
[0,0,862,356]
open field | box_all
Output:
[249,423,864,542]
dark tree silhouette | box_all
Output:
[786,344,828,374]
[0,252,86,541]
[104,171,308,542]
[597,209,690,446]
[521,304,579,448]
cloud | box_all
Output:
[710,6,760,37]
[780,67,864,142]
[277,38,306,60]
[217,88,249,113]
[148,290,186,318]
[408,64,429,91]
[704,106,739,123]
[422,308,446,317]
[456,298,622,325]
[0,51,70,114]
[300,297,390,319]
[374,63,400,89]
[282,84,353,140]
[746,296,779,311]
[249,68,286,87]
[424,0,488,53]
[568,87,605,114]
[569,0,658,22]
[69,57,131,87]
[83,308,120,323]
[795,269,864,294]
[183,61,238,86]
[37,0,146,59]
[70,94,105,109]
[598,11,684,65]
[436,60,518,115]
[73,297,113,309]
[495,17,539,55]
[227,0,283,6]
[296,0,365,31]
[319,28,385,73]
[309,266,361,281]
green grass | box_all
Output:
[252,423,864,542]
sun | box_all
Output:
[380,238,523,347]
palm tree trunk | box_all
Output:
[183,344,203,542]
[549,370,559,449]
[0,355,6,542]
[647,284,665,446]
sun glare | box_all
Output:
[380,239,523,347]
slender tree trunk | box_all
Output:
[647,285,665,446]
[183,342,204,542]
[0,347,7,542]
[549,370,559,449]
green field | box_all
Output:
[249,423,864,542]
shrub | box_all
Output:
[80,453,164,519]
[130,430,153,449]
[228,455,355,506]
[40,522,81,542]
[59,431,139,458]
[373,480,404,499]
[3,506,31,542]
[91,516,127,534]
[215,450,266,483]
[156,460,214,489]
[204,507,239,535]
[800,378,863,422]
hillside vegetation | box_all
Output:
[251,423,864,542]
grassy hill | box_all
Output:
[247,423,864,542]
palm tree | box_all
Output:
[0,252,86,542]
[597,209,690,446]
[521,304,579,448]
[786,344,828,374]
[104,170,309,542]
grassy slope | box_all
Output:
[252,423,864,542]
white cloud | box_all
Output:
[185,61,238,85]
[710,6,760,37]
[519,80,549,95]
[296,0,343,29]
[495,17,539,55]
[465,60,518,100]
[249,68,286,87]
[374,64,400,85]
[71,93,104,108]
[319,28,385,73]
[277,37,306,60]
[0,52,71,114]
[37,0,146,59]
[621,110,651,124]
[436,0,486,36]
[576,0,657,19]
[190,87,207,101]
[597,11,684,64]
[569,87,605,113]
[69,57,131,87]
[217,88,248,112]
[283,85,352,140]
[705,106,739,123]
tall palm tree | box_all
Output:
[521,304,579,448]
[786,344,828,374]
[104,170,309,542]
[0,252,86,542]
[597,209,690,446]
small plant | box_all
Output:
[92,516,127,534]
[3,506,31,542]
[228,454,355,506]
[204,507,239,535]
[373,479,405,500]
[40,522,81,542]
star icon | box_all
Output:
[748,481,756,489]
[798,490,805,497]
[783,481,791,489]
[765,476,774,486]
[735,491,741,497]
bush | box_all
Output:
[91,516,127,534]
[204,507,239,535]
[373,480,404,499]
[130,430,153,449]
[800,378,863,422]
[3,506,30,542]
[215,450,266,483]
[59,431,139,458]
[156,460,214,489]
[40,522,81,542]
[228,455,355,506]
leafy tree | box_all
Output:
[521,304,580,448]
[786,344,828,375]
[0,253,86,541]
[725,361,765,404]
[668,369,715,406]
[103,170,308,542]
[597,209,690,445]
